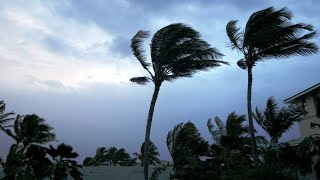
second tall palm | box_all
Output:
[130,23,227,180]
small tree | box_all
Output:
[47,143,83,180]
[254,96,303,146]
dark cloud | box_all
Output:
[109,36,132,57]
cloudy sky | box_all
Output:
[0,0,319,162]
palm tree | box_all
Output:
[166,121,208,179]
[106,146,118,166]
[254,96,303,146]
[226,6,318,164]
[47,143,83,180]
[0,100,15,133]
[207,112,266,169]
[83,157,94,166]
[4,114,55,150]
[130,23,227,179]
[134,141,161,166]
[92,147,108,166]
[2,114,56,179]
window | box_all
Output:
[302,99,308,117]
[314,92,320,118]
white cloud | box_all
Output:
[0,1,143,92]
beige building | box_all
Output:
[284,83,320,139]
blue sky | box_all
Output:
[0,0,319,162]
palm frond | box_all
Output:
[130,76,151,85]
[214,116,226,136]
[131,30,151,69]
[243,7,291,47]
[226,20,242,51]
[207,118,220,143]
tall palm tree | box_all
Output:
[0,100,15,133]
[130,23,227,179]
[254,96,303,145]
[226,7,318,164]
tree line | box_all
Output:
[129,6,318,179]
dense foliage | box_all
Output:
[83,146,137,166]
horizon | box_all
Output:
[0,0,319,163]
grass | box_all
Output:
[0,165,172,180]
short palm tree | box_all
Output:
[254,96,303,145]
[47,143,83,180]
[130,23,227,179]
[0,100,15,133]
[166,121,208,179]
[134,141,161,166]
[83,157,94,166]
[106,147,118,166]
[4,114,55,150]
[207,112,266,168]
[226,6,318,164]
[92,147,108,166]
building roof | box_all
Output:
[284,82,320,103]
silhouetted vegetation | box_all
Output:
[83,146,137,167]
[134,141,161,167]
[226,6,318,165]
[0,101,83,180]
[130,22,227,180]
[0,5,319,180]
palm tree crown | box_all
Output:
[226,7,318,65]
[254,96,303,145]
[5,114,55,147]
[130,23,227,85]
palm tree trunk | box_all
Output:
[247,67,258,166]
[144,83,161,180]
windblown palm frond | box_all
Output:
[226,20,242,51]
[130,77,151,85]
[166,122,183,157]
[131,30,151,69]
[0,100,15,133]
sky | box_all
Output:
[0,0,319,162]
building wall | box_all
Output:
[296,90,320,139]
